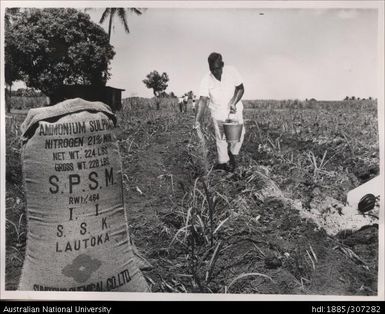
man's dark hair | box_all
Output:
[208,52,224,68]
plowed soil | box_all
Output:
[5,101,380,296]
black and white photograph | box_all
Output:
[1,0,384,302]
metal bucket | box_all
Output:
[223,121,243,143]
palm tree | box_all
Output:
[99,8,144,42]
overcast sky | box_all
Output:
[5,3,380,100]
[84,6,379,100]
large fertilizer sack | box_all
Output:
[18,98,149,292]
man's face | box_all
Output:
[210,60,223,80]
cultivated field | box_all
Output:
[5,97,380,295]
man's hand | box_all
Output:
[230,104,237,114]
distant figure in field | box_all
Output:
[182,94,188,113]
[194,52,245,172]
[192,95,196,114]
[178,96,184,112]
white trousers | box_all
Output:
[212,112,246,164]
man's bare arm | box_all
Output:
[229,83,244,113]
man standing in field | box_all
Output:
[178,95,184,112]
[194,52,245,172]
[183,94,188,113]
[192,95,197,114]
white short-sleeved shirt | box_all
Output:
[199,65,244,120]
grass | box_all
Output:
[6,214,25,248]
[225,272,275,293]
[7,95,49,110]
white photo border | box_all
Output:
[1,0,384,301]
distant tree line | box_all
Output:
[344,96,374,101]
[244,98,377,111]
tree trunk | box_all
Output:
[108,14,113,42]
[5,84,11,113]
[154,90,160,110]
